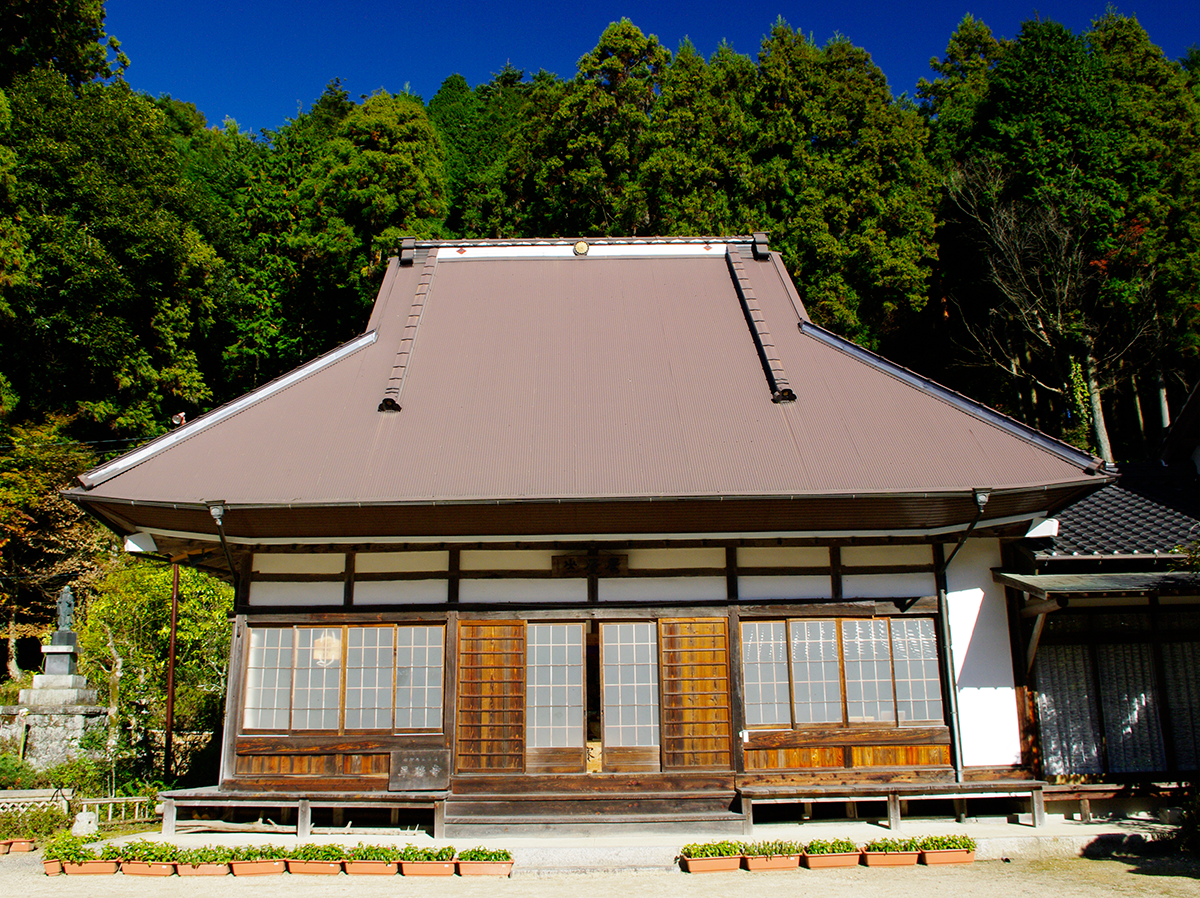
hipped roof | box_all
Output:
[67,237,1106,544]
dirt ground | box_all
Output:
[3,851,1200,898]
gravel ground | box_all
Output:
[4,851,1200,898]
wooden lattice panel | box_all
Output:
[659,618,733,769]
[456,621,525,772]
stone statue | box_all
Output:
[57,585,74,631]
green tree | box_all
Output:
[76,561,233,777]
[0,0,127,88]
[0,71,223,437]
[746,21,939,347]
[935,15,1200,458]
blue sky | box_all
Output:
[104,1,1198,134]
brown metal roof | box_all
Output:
[68,237,1106,540]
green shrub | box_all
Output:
[456,846,512,862]
[42,832,98,864]
[231,844,285,861]
[917,834,976,851]
[804,838,858,855]
[347,843,403,862]
[99,843,123,861]
[178,845,234,865]
[0,752,44,789]
[288,843,347,861]
[118,838,179,862]
[679,840,744,858]
[862,837,920,853]
[0,805,71,839]
[743,839,799,857]
[41,758,107,797]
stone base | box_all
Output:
[19,675,98,706]
[0,705,108,769]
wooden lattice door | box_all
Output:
[455,621,525,773]
[659,618,733,769]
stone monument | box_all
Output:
[0,586,107,767]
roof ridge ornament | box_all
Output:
[726,246,796,403]
[379,247,440,412]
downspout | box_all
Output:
[206,502,240,592]
[935,489,990,785]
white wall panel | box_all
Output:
[459,578,587,603]
[355,551,448,573]
[738,576,832,601]
[842,572,936,598]
[738,546,829,567]
[841,545,932,566]
[252,554,344,574]
[599,577,726,602]
[248,581,343,606]
[460,550,555,571]
[626,548,725,569]
[353,580,447,604]
[946,538,1022,767]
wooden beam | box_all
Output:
[1021,597,1067,617]
[1025,613,1048,676]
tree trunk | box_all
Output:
[1156,364,1171,433]
[6,612,21,680]
[1085,351,1114,463]
[1131,373,1147,450]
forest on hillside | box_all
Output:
[1,2,1199,750]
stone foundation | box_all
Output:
[0,704,108,769]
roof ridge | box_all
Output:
[379,247,440,412]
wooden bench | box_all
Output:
[159,787,447,838]
[1043,783,1185,823]
[738,781,1046,835]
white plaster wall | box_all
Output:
[627,548,725,569]
[738,576,832,600]
[353,580,448,604]
[356,551,449,573]
[945,538,1022,767]
[738,546,829,567]
[599,577,726,602]
[841,545,932,566]
[248,581,343,606]
[459,578,587,603]
[842,572,936,598]
[460,550,555,571]
[252,554,344,574]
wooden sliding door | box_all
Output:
[456,622,525,772]
[660,618,733,770]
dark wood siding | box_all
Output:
[659,618,733,769]
[456,621,525,772]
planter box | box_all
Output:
[121,861,176,876]
[344,860,399,875]
[743,854,799,871]
[42,859,62,875]
[8,839,35,852]
[680,855,742,873]
[457,861,514,876]
[920,849,975,865]
[0,840,10,855]
[177,862,232,876]
[802,852,861,869]
[287,860,343,875]
[62,860,120,875]
[861,851,919,867]
[400,860,456,876]
[230,859,286,876]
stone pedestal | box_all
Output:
[3,628,107,768]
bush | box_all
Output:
[231,844,285,861]
[41,757,106,797]
[0,805,71,839]
[41,832,98,864]
[399,844,455,861]
[743,839,799,857]
[178,845,234,865]
[456,846,512,862]
[917,834,976,851]
[804,838,858,855]
[347,843,403,862]
[288,843,347,861]
[862,837,921,853]
[118,838,179,862]
[0,752,44,789]
[679,840,744,858]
